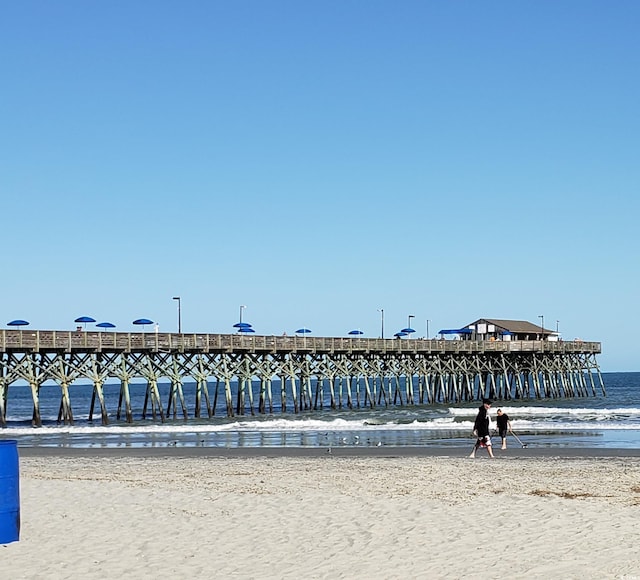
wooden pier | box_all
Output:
[0,329,603,427]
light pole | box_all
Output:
[426,319,430,340]
[378,309,384,339]
[408,314,415,339]
[556,320,560,335]
[239,305,246,325]
[172,296,181,333]
[539,315,544,340]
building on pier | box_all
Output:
[462,319,557,342]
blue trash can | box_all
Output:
[0,440,20,544]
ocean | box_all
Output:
[1,371,639,450]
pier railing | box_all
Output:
[0,329,600,355]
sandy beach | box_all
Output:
[4,448,640,579]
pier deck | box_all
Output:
[0,330,600,356]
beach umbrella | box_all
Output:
[238,327,255,333]
[7,320,29,328]
[401,328,416,334]
[233,322,252,329]
[75,316,96,323]
[96,322,116,331]
[296,327,312,346]
[394,331,407,338]
[75,316,96,330]
[348,330,364,336]
[133,318,154,331]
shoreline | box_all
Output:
[17,443,640,458]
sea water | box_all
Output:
[1,372,639,450]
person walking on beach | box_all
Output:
[470,398,494,458]
[496,408,512,450]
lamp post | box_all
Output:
[556,320,559,334]
[378,308,384,339]
[426,319,430,340]
[239,305,246,325]
[172,296,181,333]
[408,315,415,339]
[539,315,544,340]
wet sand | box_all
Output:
[18,443,640,458]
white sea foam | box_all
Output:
[3,415,640,439]
[448,406,640,417]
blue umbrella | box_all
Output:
[394,331,407,338]
[75,316,96,329]
[401,328,416,334]
[75,316,96,323]
[348,330,364,336]
[296,328,312,334]
[238,327,255,333]
[96,322,116,331]
[133,318,154,331]
[7,320,29,328]
[233,322,252,329]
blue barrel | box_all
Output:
[0,440,20,544]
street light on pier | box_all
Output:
[378,308,384,339]
[240,305,246,325]
[556,320,560,334]
[539,315,544,340]
[172,297,181,333]
[426,319,430,340]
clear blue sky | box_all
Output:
[2,1,638,371]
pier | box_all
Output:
[0,329,603,427]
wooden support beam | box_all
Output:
[0,339,606,425]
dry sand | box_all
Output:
[4,449,640,579]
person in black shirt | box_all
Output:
[496,408,512,450]
[470,399,494,458]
